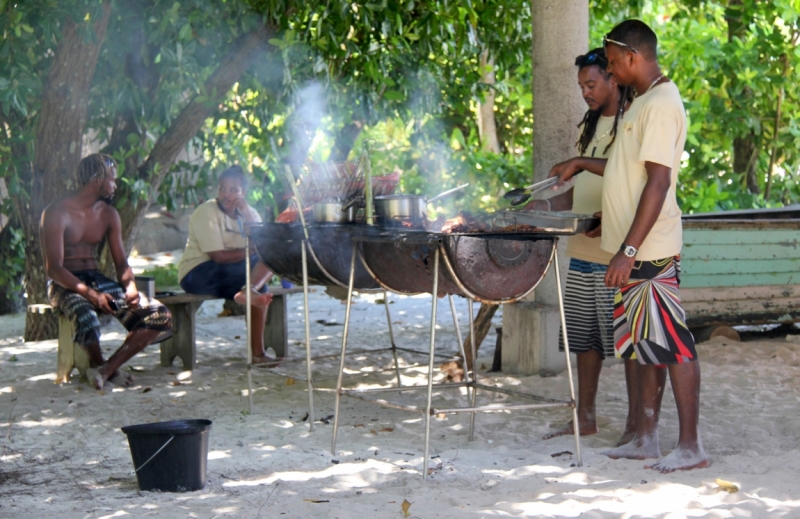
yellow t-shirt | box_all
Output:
[565,114,616,265]
[601,81,686,261]
[177,199,262,282]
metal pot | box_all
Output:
[374,195,427,224]
[313,201,355,223]
[373,184,470,226]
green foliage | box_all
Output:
[140,263,179,289]
[590,0,800,212]
[0,226,26,293]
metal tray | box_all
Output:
[495,210,600,234]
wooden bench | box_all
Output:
[28,286,302,383]
[28,304,91,384]
[157,287,302,370]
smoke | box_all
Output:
[286,82,327,167]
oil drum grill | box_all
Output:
[331,211,599,480]
[248,222,470,429]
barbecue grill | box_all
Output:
[330,211,599,480]
[250,222,380,290]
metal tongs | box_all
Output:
[503,177,559,206]
[503,171,584,206]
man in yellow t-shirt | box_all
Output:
[550,20,708,473]
[535,48,635,445]
[178,165,279,367]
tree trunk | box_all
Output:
[727,0,759,194]
[477,50,501,153]
[118,24,277,256]
[463,303,499,371]
[23,3,113,341]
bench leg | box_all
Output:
[160,302,199,370]
[264,294,290,359]
[56,315,89,384]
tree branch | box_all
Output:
[116,23,277,250]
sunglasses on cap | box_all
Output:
[575,52,607,67]
[603,34,639,54]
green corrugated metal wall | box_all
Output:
[681,227,800,288]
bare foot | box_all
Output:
[439,360,464,382]
[543,420,598,440]
[234,289,273,308]
[252,354,282,368]
[615,428,637,447]
[109,369,136,387]
[602,433,661,460]
[86,367,111,391]
[646,445,710,473]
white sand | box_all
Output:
[2,251,800,518]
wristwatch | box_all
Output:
[620,243,638,258]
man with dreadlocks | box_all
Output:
[40,153,172,390]
[535,47,635,444]
[551,20,708,473]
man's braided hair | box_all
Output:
[574,48,633,156]
[77,153,117,186]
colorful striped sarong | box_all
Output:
[613,256,697,365]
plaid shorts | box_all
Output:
[48,270,172,347]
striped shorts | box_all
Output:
[48,270,172,348]
[558,258,616,359]
[613,256,697,365]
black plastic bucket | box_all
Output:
[121,419,212,492]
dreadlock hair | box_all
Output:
[574,48,634,156]
[218,164,248,190]
[77,153,116,186]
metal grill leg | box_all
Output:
[448,295,472,403]
[302,241,315,431]
[245,235,254,414]
[468,299,477,441]
[384,290,402,387]
[554,250,582,466]
[423,247,440,481]
[331,244,358,455]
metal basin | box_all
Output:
[440,235,555,304]
[359,239,463,297]
[355,230,556,303]
[250,223,380,289]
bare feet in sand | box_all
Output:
[602,433,661,460]
[646,445,710,473]
[615,427,637,447]
[543,420,598,440]
[252,354,282,368]
[234,288,273,308]
[87,367,111,391]
[109,369,136,387]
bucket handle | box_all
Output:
[131,435,175,475]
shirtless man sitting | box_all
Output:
[40,153,172,390]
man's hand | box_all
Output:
[604,251,636,288]
[89,290,116,314]
[548,158,582,187]
[584,211,602,238]
[125,284,141,308]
